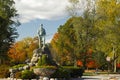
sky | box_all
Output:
[14,0,86,43]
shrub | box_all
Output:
[15,71,22,78]
[12,64,26,69]
[37,54,54,66]
[21,70,36,79]
[38,54,49,66]
[34,65,57,69]
[41,54,48,65]
[50,66,70,79]
[0,65,10,78]
[50,66,84,78]
[63,66,84,78]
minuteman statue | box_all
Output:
[37,24,46,48]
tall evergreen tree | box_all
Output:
[0,0,20,64]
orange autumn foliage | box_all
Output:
[77,60,83,67]
[77,60,96,68]
[77,49,97,68]
[117,63,120,68]
[8,37,38,64]
[86,60,97,68]
[87,49,93,55]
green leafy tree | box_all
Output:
[51,0,120,71]
[0,0,20,64]
[95,0,120,72]
[66,0,99,69]
[70,0,120,71]
[92,51,107,68]
[51,18,77,65]
[51,15,97,67]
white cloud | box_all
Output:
[14,0,88,23]
[14,0,70,23]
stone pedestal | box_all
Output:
[34,67,56,80]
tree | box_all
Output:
[66,0,80,16]
[0,0,20,64]
[51,0,98,67]
[51,0,120,71]
[51,16,97,67]
[92,51,107,68]
[66,0,99,69]
[68,0,120,72]
[95,0,120,72]
[51,18,77,65]
[50,33,62,65]
[8,37,38,64]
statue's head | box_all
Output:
[41,24,43,27]
[39,24,44,31]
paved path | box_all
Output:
[71,74,120,80]
[1,74,120,80]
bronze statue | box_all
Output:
[37,24,46,48]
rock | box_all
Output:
[50,78,54,80]
[43,77,49,80]
[9,69,13,72]
[18,67,23,71]
[31,57,38,63]
[23,65,29,70]
[28,63,35,67]
[54,78,58,80]
[9,68,17,73]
